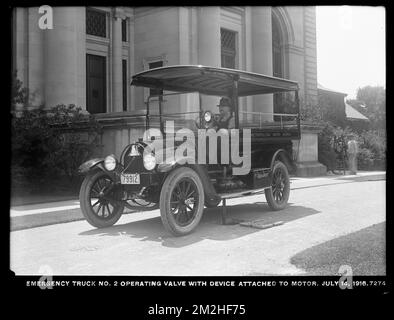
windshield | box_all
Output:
[146,92,202,132]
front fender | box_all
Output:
[78,158,105,175]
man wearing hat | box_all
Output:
[214,97,235,130]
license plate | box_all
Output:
[120,173,140,184]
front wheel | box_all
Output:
[79,170,124,228]
[265,161,290,210]
[159,167,205,236]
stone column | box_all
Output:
[128,13,135,111]
[26,8,45,107]
[197,7,221,112]
[251,7,273,121]
[44,7,85,109]
[13,8,29,109]
[244,7,253,122]
[197,7,221,66]
[112,8,124,113]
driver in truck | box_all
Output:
[214,97,235,130]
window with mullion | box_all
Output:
[122,59,128,111]
[221,28,236,69]
[122,19,128,42]
[86,8,107,38]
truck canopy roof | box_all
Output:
[131,65,299,97]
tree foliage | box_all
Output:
[348,85,385,131]
[302,88,386,172]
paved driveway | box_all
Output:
[10,179,385,275]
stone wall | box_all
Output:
[292,123,327,176]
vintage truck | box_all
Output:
[78,65,300,236]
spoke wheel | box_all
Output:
[170,178,199,227]
[160,167,204,236]
[80,170,124,228]
[265,161,290,210]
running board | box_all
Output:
[218,186,270,200]
[218,187,271,225]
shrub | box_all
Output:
[11,104,103,192]
[47,104,103,184]
[318,147,337,172]
[357,147,374,170]
[317,124,337,171]
[11,108,60,182]
[358,130,386,160]
[357,130,386,170]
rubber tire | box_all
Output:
[159,167,205,236]
[265,161,290,211]
[79,170,124,228]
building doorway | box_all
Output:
[86,54,106,114]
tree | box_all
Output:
[351,86,385,131]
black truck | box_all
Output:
[78,65,301,236]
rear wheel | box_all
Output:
[265,161,290,210]
[159,167,205,236]
[79,170,124,228]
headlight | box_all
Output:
[104,155,117,171]
[204,111,212,122]
[143,153,156,171]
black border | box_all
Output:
[5,1,392,311]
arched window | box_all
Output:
[272,16,283,78]
[272,12,285,114]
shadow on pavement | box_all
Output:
[333,175,385,182]
[291,174,385,191]
[289,222,386,276]
[79,202,320,248]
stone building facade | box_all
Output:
[13,6,318,112]
[12,6,324,175]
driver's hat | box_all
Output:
[217,97,232,109]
